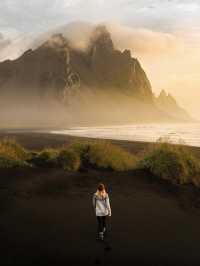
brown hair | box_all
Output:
[96,183,107,198]
[98,183,105,191]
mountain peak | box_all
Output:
[156,90,191,121]
[159,89,167,99]
[89,25,114,53]
[158,90,177,105]
[42,33,68,50]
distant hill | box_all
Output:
[0,25,192,128]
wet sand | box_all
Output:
[1,132,200,266]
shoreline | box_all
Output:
[1,122,200,149]
[1,130,200,157]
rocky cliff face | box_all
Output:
[87,26,153,101]
[0,26,191,126]
[0,34,69,101]
[0,26,153,102]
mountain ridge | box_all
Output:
[0,25,192,127]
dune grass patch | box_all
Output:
[0,138,31,168]
[140,143,200,186]
[0,138,29,161]
[57,149,81,171]
[70,140,138,171]
[0,155,30,169]
[1,137,200,189]
[30,149,59,168]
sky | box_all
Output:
[0,0,200,118]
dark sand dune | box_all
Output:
[1,133,200,266]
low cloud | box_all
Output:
[0,35,34,62]
[0,33,11,50]
[107,23,184,55]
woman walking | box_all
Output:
[92,183,111,240]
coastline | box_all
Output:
[2,122,200,148]
[1,130,200,157]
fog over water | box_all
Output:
[51,123,200,147]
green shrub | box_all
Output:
[69,141,91,167]
[140,143,200,185]
[88,142,137,171]
[57,149,80,171]
[0,138,31,168]
[0,155,31,169]
[70,140,137,171]
[0,138,29,161]
[31,149,59,168]
[181,149,200,186]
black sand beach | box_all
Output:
[1,133,200,266]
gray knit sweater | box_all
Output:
[92,193,111,217]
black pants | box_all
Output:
[97,216,107,233]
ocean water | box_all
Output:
[51,123,200,147]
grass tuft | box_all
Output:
[70,140,137,171]
[0,138,29,160]
[57,149,81,171]
[140,143,200,185]
[30,149,59,168]
[0,138,31,168]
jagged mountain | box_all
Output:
[0,26,153,100]
[0,25,192,127]
[155,90,191,121]
[88,26,153,101]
